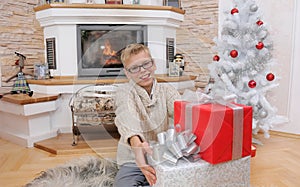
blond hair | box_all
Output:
[120,43,151,66]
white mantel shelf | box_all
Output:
[34,4,185,13]
[34,4,185,27]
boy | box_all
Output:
[113,44,180,186]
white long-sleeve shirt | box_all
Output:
[114,79,181,166]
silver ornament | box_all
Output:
[228,71,235,80]
[250,4,258,12]
[259,110,268,118]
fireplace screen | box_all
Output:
[77,25,147,77]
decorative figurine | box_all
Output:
[168,53,184,77]
[0,52,33,99]
[174,53,184,71]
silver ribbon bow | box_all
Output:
[147,126,200,166]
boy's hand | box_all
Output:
[130,136,157,185]
[140,164,156,186]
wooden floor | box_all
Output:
[0,132,300,187]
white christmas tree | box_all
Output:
[205,0,287,138]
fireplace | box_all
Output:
[77,24,147,77]
[34,4,184,77]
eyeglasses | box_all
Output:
[126,59,154,74]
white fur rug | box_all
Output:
[25,156,118,187]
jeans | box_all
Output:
[114,163,150,187]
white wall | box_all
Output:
[274,0,300,134]
[219,0,300,134]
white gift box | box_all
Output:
[153,156,250,187]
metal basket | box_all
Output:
[69,84,118,145]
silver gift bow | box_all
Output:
[147,126,200,166]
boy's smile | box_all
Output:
[124,51,156,92]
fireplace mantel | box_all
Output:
[34,4,184,27]
[34,4,185,14]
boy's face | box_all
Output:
[124,51,156,88]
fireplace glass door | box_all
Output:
[77,25,147,77]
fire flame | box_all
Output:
[102,39,118,65]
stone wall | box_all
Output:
[0,0,45,86]
[177,0,218,87]
[0,0,218,87]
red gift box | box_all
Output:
[174,101,252,164]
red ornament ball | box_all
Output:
[256,42,264,50]
[231,8,239,15]
[248,80,257,88]
[230,50,238,58]
[256,20,264,26]
[213,55,220,61]
[266,73,275,81]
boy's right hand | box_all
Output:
[130,136,157,185]
[140,164,156,186]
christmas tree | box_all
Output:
[205,0,287,138]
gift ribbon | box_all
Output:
[181,89,244,160]
[232,104,243,159]
[147,127,200,166]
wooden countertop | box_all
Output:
[1,92,60,105]
[0,74,195,105]
[27,74,196,86]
